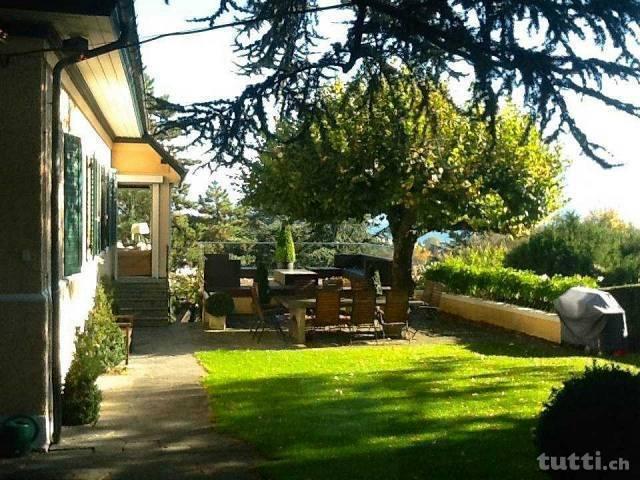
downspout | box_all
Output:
[50,30,128,444]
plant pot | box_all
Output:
[287,262,295,270]
[0,416,39,458]
[204,313,226,330]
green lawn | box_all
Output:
[197,324,635,480]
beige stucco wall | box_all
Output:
[439,293,562,343]
[0,37,53,447]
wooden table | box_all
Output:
[277,295,422,345]
[273,268,319,286]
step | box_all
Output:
[116,297,169,303]
[119,308,168,317]
[133,317,169,327]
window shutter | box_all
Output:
[63,134,83,276]
[91,158,101,256]
[101,166,109,251]
[108,172,118,246]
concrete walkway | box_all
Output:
[2,324,261,480]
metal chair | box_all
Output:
[417,280,443,320]
[251,283,288,343]
[348,288,381,341]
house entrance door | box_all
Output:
[116,185,153,277]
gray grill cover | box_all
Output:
[554,287,627,347]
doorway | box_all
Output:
[117,186,152,277]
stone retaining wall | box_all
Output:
[439,293,561,343]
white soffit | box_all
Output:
[0,9,143,138]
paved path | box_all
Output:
[2,324,261,480]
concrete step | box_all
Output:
[115,292,169,298]
[116,296,168,302]
[119,308,168,317]
[133,316,169,327]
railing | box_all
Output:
[197,241,394,268]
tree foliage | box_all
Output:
[244,72,565,289]
[505,210,640,285]
[159,0,640,168]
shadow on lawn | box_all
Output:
[203,356,577,480]
[417,313,583,359]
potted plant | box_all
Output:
[275,224,296,270]
[204,291,235,330]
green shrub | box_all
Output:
[535,363,640,478]
[61,281,126,426]
[505,211,640,285]
[81,284,126,372]
[445,233,511,268]
[169,270,201,312]
[205,292,235,316]
[275,224,296,264]
[62,332,103,426]
[424,257,597,311]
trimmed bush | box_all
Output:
[424,257,597,311]
[536,363,640,478]
[62,333,103,426]
[82,284,126,372]
[275,224,296,265]
[205,292,235,317]
[61,281,127,426]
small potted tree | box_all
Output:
[275,224,296,270]
[204,292,235,330]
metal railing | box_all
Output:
[197,241,394,267]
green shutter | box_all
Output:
[108,172,118,246]
[90,157,101,256]
[63,134,83,276]
[100,166,109,250]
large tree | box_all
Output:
[159,0,640,169]
[244,73,564,290]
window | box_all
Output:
[63,134,83,276]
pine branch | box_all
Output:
[158,0,640,168]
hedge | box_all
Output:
[603,284,640,350]
[424,258,597,312]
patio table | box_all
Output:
[276,295,422,345]
[273,268,319,286]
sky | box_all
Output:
[136,0,640,225]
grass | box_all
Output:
[196,319,636,480]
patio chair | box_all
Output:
[348,288,381,341]
[416,281,444,320]
[381,290,413,340]
[250,283,288,343]
[306,287,350,335]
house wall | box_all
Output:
[0,37,54,449]
[0,37,119,449]
[57,88,114,379]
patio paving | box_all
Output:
[1,323,264,480]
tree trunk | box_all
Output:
[388,208,418,294]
